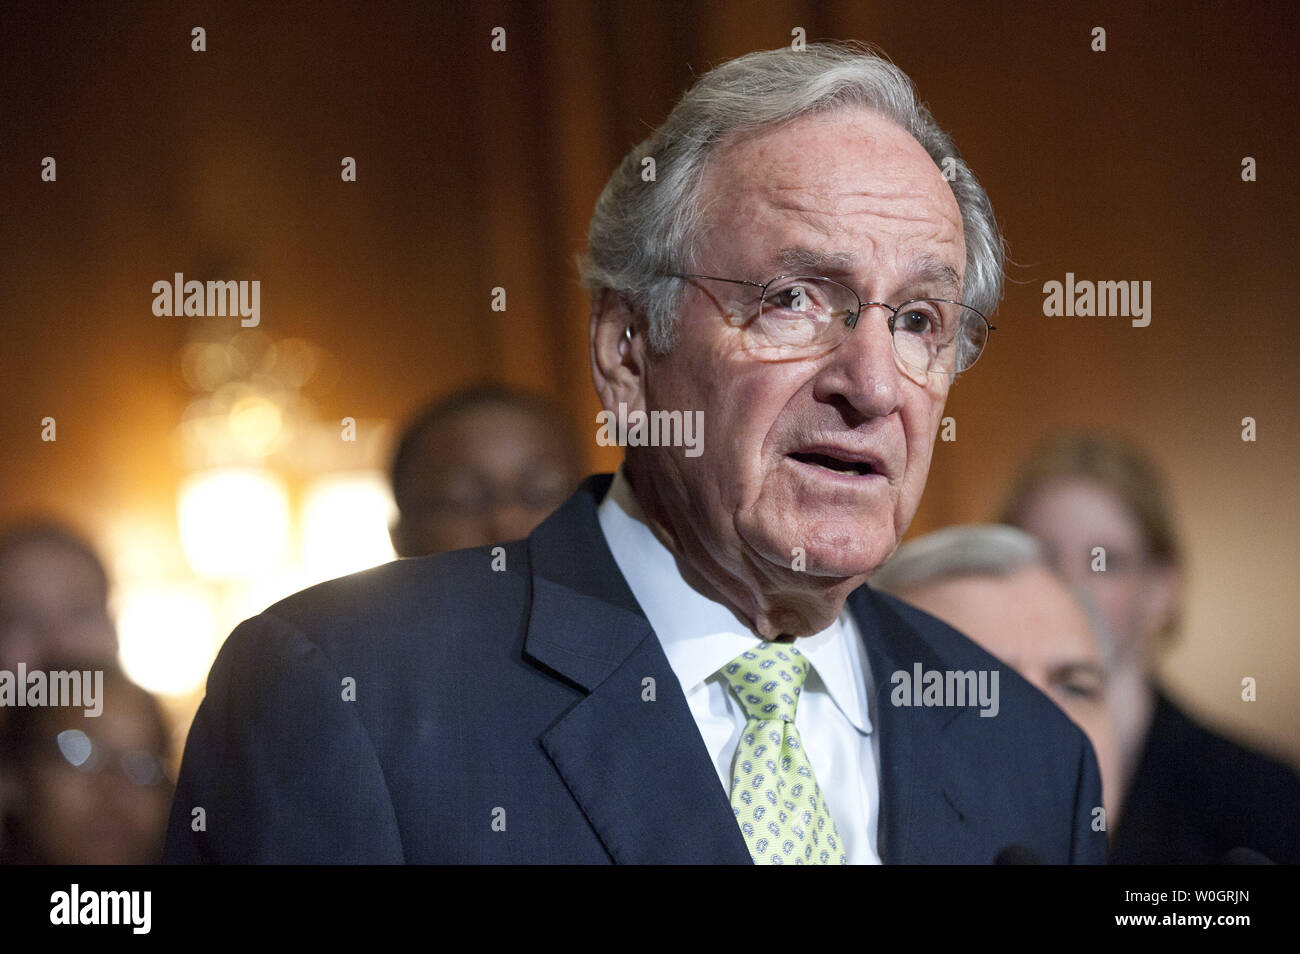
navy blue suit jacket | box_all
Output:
[164,474,1108,864]
[1110,690,1300,864]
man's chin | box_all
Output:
[740,518,894,582]
[795,545,886,580]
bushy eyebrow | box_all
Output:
[901,255,962,298]
[771,247,962,298]
[773,246,857,274]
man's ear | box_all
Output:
[590,289,648,415]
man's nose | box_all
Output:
[811,305,905,418]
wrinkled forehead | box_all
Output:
[694,107,964,276]
[716,106,940,175]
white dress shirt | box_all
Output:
[597,469,882,864]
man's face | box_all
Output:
[392,403,580,556]
[0,541,117,670]
[895,566,1120,813]
[639,107,964,582]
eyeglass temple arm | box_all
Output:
[670,273,766,290]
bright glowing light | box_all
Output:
[300,471,396,583]
[116,583,219,696]
[227,393,282,455]
[178,468,290,580]
[221,569,317,635]
[102,519,178,588]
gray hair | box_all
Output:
[579,41,1005,354]
[871,524,1044,590]
[871,524,1116,671]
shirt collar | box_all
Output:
[597,468,872,734]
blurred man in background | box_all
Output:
[0,665,172,864]
[0,522,119,672]
[0,522,122,859]
[1002,432,1300,863]
[0,525,172,864]
[872,524,1123,829]
[387,385,583,557]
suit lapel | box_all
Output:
[524,475,752,864]
[521,476,980,863]
[849,586,973,863]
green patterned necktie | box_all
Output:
[720,640,847,864]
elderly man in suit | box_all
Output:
[165,43,1107,865]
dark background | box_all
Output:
[2,0,1297,763]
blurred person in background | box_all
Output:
[0,665,173,864]
[1001,432,1300,863]
[388,385,583,557]
[871,525,1122,831]
[0,521,121,858]
[0,522,119,672]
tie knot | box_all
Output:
[719,640,810,723]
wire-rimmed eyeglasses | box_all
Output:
[669,273,993,380]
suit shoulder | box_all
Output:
[862,587,1106,862]
[868,588,1088,743]
[250,540,531,656]
[1152,694,1300,794]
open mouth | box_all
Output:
[788,451,878,477]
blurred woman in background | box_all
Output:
[1001,433,1300,863]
